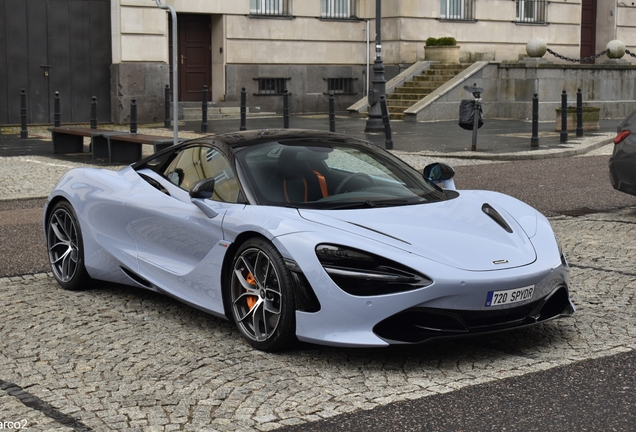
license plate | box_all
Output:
[485,285,534,307]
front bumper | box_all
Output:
[373,284,574,344]
[276,227,572,348]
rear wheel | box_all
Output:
[46,201,92,290]
[229,238,296,352]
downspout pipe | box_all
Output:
[155,0,178,146]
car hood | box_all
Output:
[298,192,537,271]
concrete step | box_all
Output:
[382,62,470,119]
[388,92,433,100]
[387,93,428,100]
[429,63,470,70]
[404,79,449,87]
[420,69,463,77]
[386,100,417,108]
[394,83,442,93]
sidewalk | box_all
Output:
[0,115,618,162]
[182,115,617,160]
[0,115,617,201]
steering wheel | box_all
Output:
[334,173,376,195]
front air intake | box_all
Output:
[482,203,513,233]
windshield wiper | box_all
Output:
[319,200,378,210]
[323,199,418,210]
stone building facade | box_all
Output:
[2,1,634,124]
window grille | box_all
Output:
[250,0,290,17]
[516,0,547,24]
[255,77,288,95]
[440,0,474,21]
[321,0,357,19]
[325,78,357,95]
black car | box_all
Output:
[609,110,636,196]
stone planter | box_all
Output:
[424,45,460,63]
[555,106,600,132]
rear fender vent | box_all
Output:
[482,203,513,233]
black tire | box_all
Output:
[229,237,296,352]
[46,201,92,290]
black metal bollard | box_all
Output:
[164,84,171,128]
[560,90,568,143]
[283,89,290,129]
[471,100,481,151]
[90,96,98,129]
[54,91,61,127]
[531,93,539,147]
[240,87,247,131]
[379,95,393,150]
[201,86,208,133]
[20,88,28,139]
[130,98,138,134]
[329,91,336,132]
[576,88,583,137]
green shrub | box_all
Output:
[425,37,438,47]
[425,37,457,47]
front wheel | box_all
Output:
[229,238,296,352]
[46,201,92,290]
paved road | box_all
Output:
[1,149,636,431]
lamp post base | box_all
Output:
[364,115,385,133]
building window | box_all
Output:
[325,78,357,95]
[255,78,288,95]
[321,0,357,19]
[516,0,547,24]
[250,0,290,17]
[440,0,474,21]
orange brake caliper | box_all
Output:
[246,273,258,310]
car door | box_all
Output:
[124,144,243,316]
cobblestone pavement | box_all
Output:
[0,205,634,431]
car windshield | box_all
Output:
[234,138,447,209]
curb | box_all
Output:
[393,135,614,161]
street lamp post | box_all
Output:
[155,0,179,147]
[364,0,386,133]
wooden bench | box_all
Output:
[102,133,176,163]
[50,127,178,164]
[49,127,120,155]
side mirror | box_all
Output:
[190,178,216,199]
[423,163,455,182]
[190,178,219,218]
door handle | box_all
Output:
[40,64,51,77]
[181,54,186,64]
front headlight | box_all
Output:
[315,244,432,296]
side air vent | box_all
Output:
[121,267,153,288]
[482,203,513,233]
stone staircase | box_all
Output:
[386,63,471,120]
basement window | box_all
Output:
[325,78,357,95]
[254,77,289,95]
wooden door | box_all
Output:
[580,0,597,64]
[177,14,211,102]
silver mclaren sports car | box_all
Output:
[44,129,575,352]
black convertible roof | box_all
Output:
[132,129,377,169]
